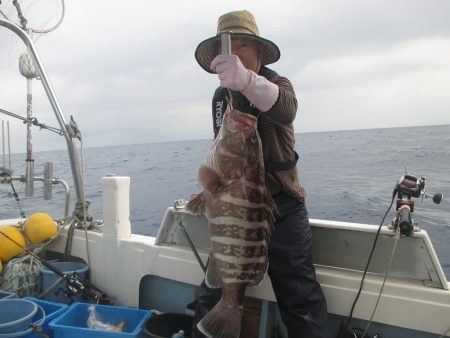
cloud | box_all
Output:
[0,0,449,152]
[293,37,450,132]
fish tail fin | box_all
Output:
[186,192,206,213]
[112,321,126,332]
[197,299,243,338]
[205,254,223,288]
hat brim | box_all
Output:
[195,33,280,74]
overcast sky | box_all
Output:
[0,0,449,153]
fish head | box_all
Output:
[207,108,260,184]
[223,109,257,136]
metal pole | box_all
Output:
[0,18,84,203]
[221,31,232,55]
[25,76,34,197]
[44,161,53,200]
[7,121,11,168]
[2,120,5,167]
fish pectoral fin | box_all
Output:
[198,164,220,193]
[186,192,206,214]
[205,254,222,289]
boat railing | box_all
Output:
[156,206,449,290]
[0,17,85,209]
[0,174,70,218]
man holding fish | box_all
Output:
[189,10,330,338]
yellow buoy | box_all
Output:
[0,226,26,262]
[0,259,2,273]
[24,213,58,245]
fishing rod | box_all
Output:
[178,220,206,273]
[337,171,443,338]
[0,229,110,304]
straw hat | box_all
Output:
[195,10,280,73]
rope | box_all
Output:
[79,138,92,270]
[0,254,41,296]
[0,219,67,296]
[9,181,26,218]
[29,323,50,338]
[12,0,28,30]
[63,137,96,268]
[64,220,75,261]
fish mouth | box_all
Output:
[226,109,257,133]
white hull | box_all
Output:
[26,176,450,336]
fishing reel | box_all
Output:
[55,272,111,305]
[391,174,442,236]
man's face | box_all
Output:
[230,37,261,73]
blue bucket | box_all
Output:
[0,299,45,337]
[23,297,68,338]
[0,290,15,300]
[40,261,88,304]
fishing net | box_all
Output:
[0,254,42,296]
[0,0,65,70]
[0,220,67,297]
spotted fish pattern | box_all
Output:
[187,107,275,338]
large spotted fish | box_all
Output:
[186,107,275,338]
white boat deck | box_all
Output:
[39,176,450,336]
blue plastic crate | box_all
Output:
[48,302,151,338]
[23,297,68,338]
[0,290,15,300]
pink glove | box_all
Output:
[210,54,279,112]
[210,54,251,92]
[242,71,279,112]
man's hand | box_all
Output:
[211,54,279,112]
[210,54,250,92]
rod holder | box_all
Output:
[44,161,53,200]
[25,158,34,197]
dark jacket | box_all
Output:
[211,66,306,200]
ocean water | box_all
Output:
[1,124,450,278]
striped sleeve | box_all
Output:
[263,75,298,125]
